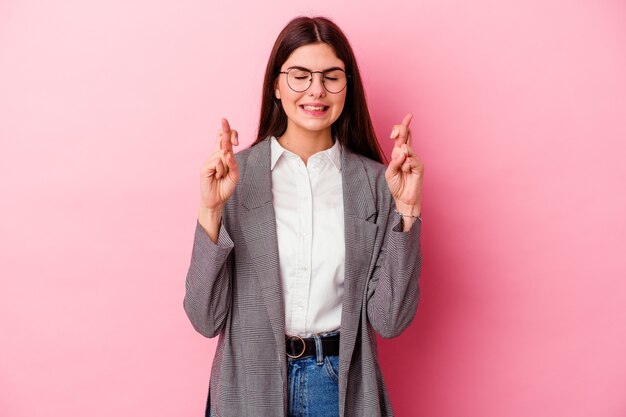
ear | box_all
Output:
[273,79,281,99]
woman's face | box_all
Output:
[275,43,347,137]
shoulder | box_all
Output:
[232,137,271,176]
[233,142,256,166]
[342,146,393,219]
[343,146,387,186]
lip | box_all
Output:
[300,102,328,107]
[299,103,330,116]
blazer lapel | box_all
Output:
[339,148,379,403]
[238,139,287,360]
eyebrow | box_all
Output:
[286,65,346,72]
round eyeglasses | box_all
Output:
[279,66,349,94]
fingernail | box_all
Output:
[390,127,397,139]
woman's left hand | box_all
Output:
[385,113,424,217]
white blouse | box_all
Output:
[270,136,345,337]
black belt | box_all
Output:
[285,334,340,359]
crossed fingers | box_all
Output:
[390,113,412,144]
[216,118,239,153]
[210,118,239,181]
[390,113,414,160]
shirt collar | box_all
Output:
[270,136,286,170]
[270,136,342,171]
[325,139,342,171]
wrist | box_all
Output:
[394,201,421,217]
[199,205,224,219]
[198,206,223,241]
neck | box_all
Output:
[279,124,334,164]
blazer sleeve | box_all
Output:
[183,220,234,338]
[366,202,422,339]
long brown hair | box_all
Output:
[252,16,384,163]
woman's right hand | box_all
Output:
[198,118,239,241]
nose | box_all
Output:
[307,73,326,97]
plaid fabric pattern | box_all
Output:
[184,137,422,417]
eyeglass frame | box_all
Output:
[278,66,350,94]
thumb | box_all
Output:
[225,152,240,183]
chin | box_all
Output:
[300,120,334,133]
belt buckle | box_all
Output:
[286,335,306,359]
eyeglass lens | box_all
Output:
[286,69,347,94]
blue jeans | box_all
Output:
[287,332,340,417]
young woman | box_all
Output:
[184,16,423,417]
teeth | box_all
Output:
[303,106,326,111]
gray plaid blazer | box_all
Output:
[184,137,422,417]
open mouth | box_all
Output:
[300,105,329,112]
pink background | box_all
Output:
[1,0,625,416]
